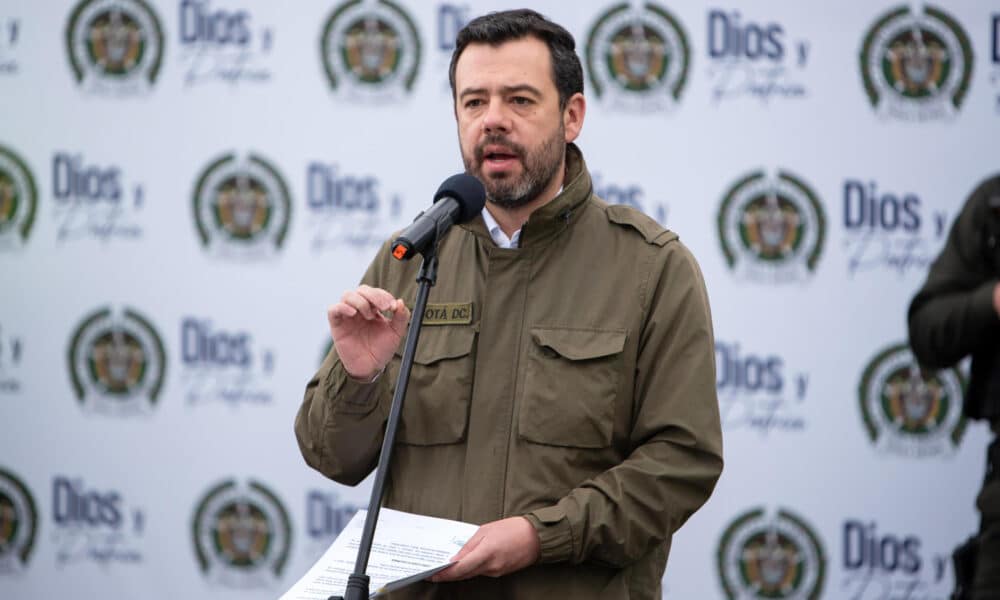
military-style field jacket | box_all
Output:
[295,145,724,599]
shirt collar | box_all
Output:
[481,186,564,249]
[481,205,520,249]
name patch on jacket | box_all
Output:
[422,303,473,325]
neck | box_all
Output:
[485,161,566,238]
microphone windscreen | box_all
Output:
[433,174,486,223]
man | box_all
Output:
[295,10,723,599]
[909,173,1000,600]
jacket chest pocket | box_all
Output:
[392,327,476,446]
[519,327,627,449]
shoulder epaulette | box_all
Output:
[604,204,677,247]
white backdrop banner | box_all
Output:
[2,1,999,598]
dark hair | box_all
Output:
[448,9,584,109]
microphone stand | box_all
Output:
[330,246,439,600]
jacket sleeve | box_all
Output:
[526,240,724,567]
[908,187,1000,369]
[294,243,395,486]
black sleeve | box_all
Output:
[907,177,1000,369]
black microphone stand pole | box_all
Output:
[330,246,439,600]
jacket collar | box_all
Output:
[460,143,592,249]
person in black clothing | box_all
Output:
[909,173,1000,600]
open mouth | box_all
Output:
[485,152,518,162]
[481,146,520,170]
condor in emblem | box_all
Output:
[0,467,38,575]
[717,507,826,600]
[320,0,421,102]
[192,479,291,588]
[718,169,825,283]
[585,2,690,111]
[67,306,166,416]
[0,144,37,251]
[65,0,164,94]
[859,342,966,457]
[193,153,291,258]
[860,5,973,120]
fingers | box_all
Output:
[356,284,397,314]
[327,302,356,320]
[428,564,459,582]
[430,529,484,582]
[340,290,378,320]
[448,544,492,580]
[451,530,483,562]
[432,540,490,582]
[337,286,401,322]
[388,299,411,337]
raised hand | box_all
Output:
[327,285,410,380]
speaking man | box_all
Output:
[295,9,723,599]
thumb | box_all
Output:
[451,530,484,562]
[389,299,410,337]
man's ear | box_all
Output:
[563,92,586,143]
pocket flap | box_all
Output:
[395,327,476,365]
[530,327,627,361]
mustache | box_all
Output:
[474,135,526,162]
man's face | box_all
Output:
[453,37,569,209]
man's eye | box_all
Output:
[465,99,484,108]
[512,97,532,105]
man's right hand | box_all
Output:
[327,285,411,381]
[994,282,1000,318]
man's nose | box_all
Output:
[482,99,511,134]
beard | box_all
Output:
[462,125,565,209]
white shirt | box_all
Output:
[480,188,562,249]
[481,206,521,249]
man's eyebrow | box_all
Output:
[458,84,544,99]
[501,84,543,97]
[458,87,487,100]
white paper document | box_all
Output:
[280,508,479,599]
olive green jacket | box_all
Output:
[295,145,723,599]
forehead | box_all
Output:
[454,36,555,93]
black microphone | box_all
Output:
[391,174,486,260]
